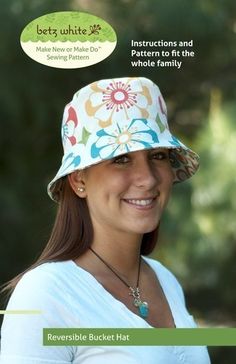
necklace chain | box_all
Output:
[89,247,149,319]
[89,247,141,288]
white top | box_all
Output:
[0,257,211,364]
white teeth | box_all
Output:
[126,199,153,206]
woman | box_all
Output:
[0,77,211,363]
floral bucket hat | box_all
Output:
[48,77,199,201]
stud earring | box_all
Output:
[78,187,85,192]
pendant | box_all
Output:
[138,301,149,318]
[129,287,149,318]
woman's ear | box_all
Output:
[68,171,87,198]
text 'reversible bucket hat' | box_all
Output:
[48,77,199,201]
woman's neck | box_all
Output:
[91,229,142,270]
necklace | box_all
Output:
[89,247,149,319]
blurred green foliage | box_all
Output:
[0,0,236,361]
[158,93,236,324]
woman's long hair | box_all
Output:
[3,177,159,293]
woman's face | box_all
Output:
[80,149,174,237]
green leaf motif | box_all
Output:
[81,128,91,145]
[156,114,165,133]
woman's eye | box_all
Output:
[150,151,169,160]
[113,155,130,164]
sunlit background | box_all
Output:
[1,0,236,362]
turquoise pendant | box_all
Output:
[138,301,149,318]
[130,288,149,319]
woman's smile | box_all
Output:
[75,148,174,236]
[122,196,158,209]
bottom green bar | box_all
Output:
[43,328,236,346]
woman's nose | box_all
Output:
[133,159,159,189]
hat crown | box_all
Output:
[48,76,199,201]
[61,77,169,154]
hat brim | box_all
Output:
[47,122,199,202]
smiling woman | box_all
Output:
[0,77,211,364]
[68,148,173,239]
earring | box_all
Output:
[78,187,85,192]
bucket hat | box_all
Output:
[48,77,199,201]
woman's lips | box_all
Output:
[122,197,157,209]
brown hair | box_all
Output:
[3,177,159,293]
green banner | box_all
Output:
[43,328,236,346]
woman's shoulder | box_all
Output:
[7,260,76,308]
[143,256,177,278]
[16,260,74,288]
[143,256,185,303]
[1,262,76,362]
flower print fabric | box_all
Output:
[85,78,152,127]
[47,77,200,201]
[91,118,159,160]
